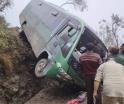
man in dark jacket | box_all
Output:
[79,43,102,104]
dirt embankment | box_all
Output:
[0,27,84,104]
[0,27,46,104]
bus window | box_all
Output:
[58,25,78,57]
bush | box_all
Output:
[0,16,18,49]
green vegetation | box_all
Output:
[0,16,10,48]
[0,16,17,49]
[0,15,20,76]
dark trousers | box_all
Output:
[85,76,102,104]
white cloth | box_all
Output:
[95,59,124,97]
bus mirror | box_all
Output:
[80,46,86,53]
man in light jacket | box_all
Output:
[93,47,124,104]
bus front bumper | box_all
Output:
[56,68,73,81]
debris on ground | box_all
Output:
[67,92,87,104]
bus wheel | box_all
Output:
[34,58,48,78]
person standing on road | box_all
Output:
[79,42,102,104]
[93,47,124,104]
[109,46,124,66]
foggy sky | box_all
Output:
[4,0,124,30]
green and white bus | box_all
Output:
[19,0,107,87]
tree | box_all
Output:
[60,0,87,12]
[0,0,11,12]
[99,14,124,47]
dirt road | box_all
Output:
[25,86,87,104]
[25,87,69,104]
